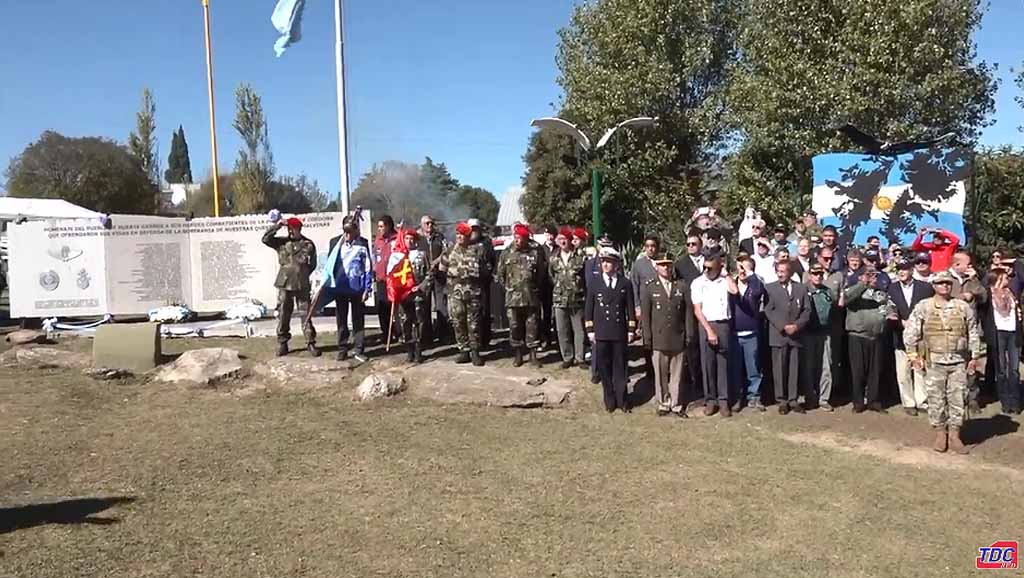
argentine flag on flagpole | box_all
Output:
[271,0,306,57]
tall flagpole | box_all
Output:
[202,0,222,217]
[334,0,351,214]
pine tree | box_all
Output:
[164,126,193,184]
[128,88,159,185]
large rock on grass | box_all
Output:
[154,348,242,385]
[402,362,576,408]
[5,330,48,346]
[0,346,90,370]
[354,372,406,401]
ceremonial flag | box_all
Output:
[386,228,416,303]
[271,0,306,57]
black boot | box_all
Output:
[513,347,524,367]
[406,345,415,362]
[529,349,541,368]
[413,343,424,365]
[307,343,321,358]
[471,349,484,366]
[455,351,471,364]
[276,342,289,357]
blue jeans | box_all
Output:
[733,332,762,403]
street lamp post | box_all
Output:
[530,116,658,240]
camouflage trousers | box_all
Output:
[507,306,540,349]
[924,362,967,428]
[277,289,316,345]
[449,292,482,352]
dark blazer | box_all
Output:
[763,280,811,348]
[641,278,688,353]
[887,279,933,350]
[673,254,703,284]
[585,275,636,342]
[790,257,812,280]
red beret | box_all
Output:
[513,223,531,238]
[557,226,573,239]
[286,217,303,229]
[455,222,472,236]
[403,228,419,241]
[573,227,588,240]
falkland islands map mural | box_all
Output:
[811,147,971,247]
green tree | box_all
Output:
[5,131,156,214]
[128,88,159,186]
[165,126,193,184]
[232,83,274,214]
[1017,65,1024,131]
[185,173,235,217]
[523,0,740,246]
[268,174,329,214]
[727,0,997,224]
[967,148,1024,254]
[454,185,499,227]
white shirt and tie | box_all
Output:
[605,274,617,289]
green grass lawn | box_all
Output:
[2,336,1022,577]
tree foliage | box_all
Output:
[523,0,740,246]
[726,0,997,224]
[5,131,156,214]
[967,148,1024,254]
[165,125,193,184]
[352,158,498,227]
[232,83,274,214]
[267,174,330,214]
[128,88,159,186]
[184,173,235,217]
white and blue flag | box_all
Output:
[271,0,307,57]
[812,147,970,247]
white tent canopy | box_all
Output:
[0,197,103,221]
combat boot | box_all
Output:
[406,345,415,362]
[306,343,321,358]
[529,349,541,368]
[932,427,948,453]
[276,343,289,357]
[471,349,484,367]
[413,344,424,365]
[948,426,969,454]
[513,347,524,367]
[455,350,471,364]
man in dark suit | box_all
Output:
[585,248,637,413]
[763,260,811,413]
[641,254,689,417]
[585,235,615,383]
[887,258,934,415]
[738,219,766,256]
[673,232,705,403]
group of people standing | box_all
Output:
[264,209,1023,454]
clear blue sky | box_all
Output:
[1,0,1022,204]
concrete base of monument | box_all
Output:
[173,315,381,338]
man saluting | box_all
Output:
[263,216,319,357]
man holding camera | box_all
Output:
[911,227,959,273]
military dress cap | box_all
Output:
[896,258,914,270]
[467,218,482,228]
[597,235,614,248]
[774,223,788,233]
[809,235,822,244]
[809,263,826,274]
[931,270,954,284]
[455,222,472,236]
[863,249,881,262]
[286,217,303,229]
[652,253,674,266]
[599,247,622,261]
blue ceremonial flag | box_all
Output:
[271,0,306,57]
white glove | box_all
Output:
[587,333,595,342]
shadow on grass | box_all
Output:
[0,496,136,535]
[962,414,1020,445]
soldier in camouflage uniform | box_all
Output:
[903,270,985,454]
[443,222,490,366]
[549,227,587,368]
[262,217,319,357]
[498,223,544,368]
[400,229,433,364]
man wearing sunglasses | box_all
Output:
[903,271,984,454]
